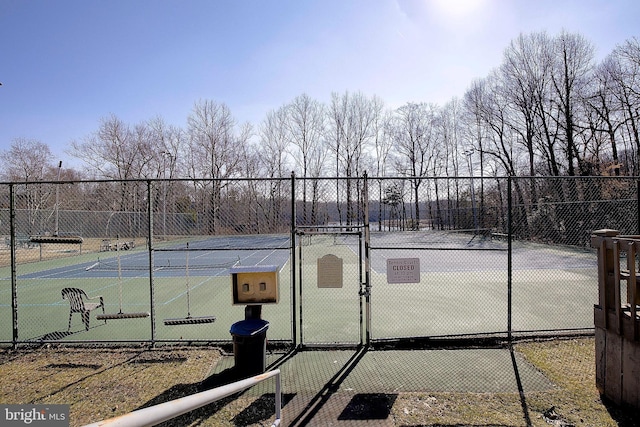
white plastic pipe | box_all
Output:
[83,369,282,427]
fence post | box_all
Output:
[290,172,297,347]
[363,172,371,347]
[9,184,18,348]
[148,180,156,344]
[507,176,512,342]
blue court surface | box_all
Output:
[17,235,292,280]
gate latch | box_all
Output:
[359,284,370,297]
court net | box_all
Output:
[85,255,241,271]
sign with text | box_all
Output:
[1,404,69,426]
[386,258,420,283]
[317,254,343,288]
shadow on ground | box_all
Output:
[602,397,640,427]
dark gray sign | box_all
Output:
[1,405,69,426]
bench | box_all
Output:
[491,232,509,241]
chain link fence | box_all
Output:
[1,175,636,346]
[368,176,638,343]
[0,178,294,345]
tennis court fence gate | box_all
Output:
[1,175,639,346]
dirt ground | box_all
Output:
[0,338,638,426]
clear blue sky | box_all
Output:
[1,0,638,163]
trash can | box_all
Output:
[230,318,269,377]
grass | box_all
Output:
[0,338,638,426]
[393,338,637,426]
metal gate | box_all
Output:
[295,227,369,347]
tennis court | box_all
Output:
[1,227,598,345]
[0,234,292,343]
[298,230,597,344]
[3,174,630,348]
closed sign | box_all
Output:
[386,258,420,283]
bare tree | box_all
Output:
[463,73,533,236]
[187,99,245,234]
[70,114,141,180]
[259,106,292,229]
[69,114,152,224]
[0,138,56,234]
[287,93,325,224]
[549,31,596,176]
[439,98,470,229]
[0,138,53,181]
[585,56,626,173]
[603,38,640,174]
[260,106,292,179]
[464,74,524,176]
[500,32,554,178]
[307,138,330,226]
[389,102,438,229]
[147,116,185,179]
[145,116,189,235]
[372,110,394,230]
[187,100,240,178]
[326,91,383,226]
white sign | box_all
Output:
[386,258,420,283]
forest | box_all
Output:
[2,30,640,183]
[1,30,640,244]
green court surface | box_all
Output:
[0,234,598,344]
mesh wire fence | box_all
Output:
[507,177,628,336]
[0,178,294,344]
[298,233,364,346]
[2,176,638,426]
[369,177,509,341]
[368,176,637,341]
[0,177,638,421]
[0,176,636,346]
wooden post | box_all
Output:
[591,229,640,410]
[592,229,619,329]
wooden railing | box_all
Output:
[591,229,639,409]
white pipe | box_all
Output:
[274,370,282,425]
[82,369,282,427]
